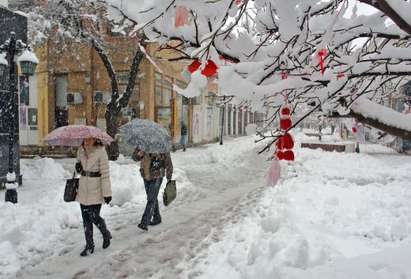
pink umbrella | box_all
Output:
[44,125,114,146]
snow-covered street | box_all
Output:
[2,136,411,279]
[1,137,268,279]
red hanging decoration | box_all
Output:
[276,150,285,160]
[283,150,295,161]
[283,133,295,149]
[281,71,288,80]
[280,106,291,116]
[275,101,295,161]
[188,60,201,73]
[175,6,189,28]
[337,72,345,79]
[280,118,292,130]
[317,48,327,75]
[276,133,294,150]
[201,60,218,77]
[352,127,357,133]
[235,0,242,5]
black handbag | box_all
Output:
[163,180,176,206]
[64,172,79,202]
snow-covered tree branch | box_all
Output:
[102,0,411,150]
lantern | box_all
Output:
[280,118,292,130]
[276,150,285,160]
[201,59,218,77]
[283,150,294,161]
[280,106,291,117]
[188,60,201,73]
[18,50,38,76]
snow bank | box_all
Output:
[21,158,69,180]
[184,144,411,279]
[173,137,255,171]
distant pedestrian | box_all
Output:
[180,122,188,151]
[132,149,173,231]
[75,138,112,256]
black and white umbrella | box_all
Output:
[119,119,172,154]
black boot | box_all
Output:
[80,244,94,257]
[138,223,148,231]
[102,231,112,249]
[150,217,162,226]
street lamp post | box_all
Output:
[214,95,234,145]
[0,32,38,203]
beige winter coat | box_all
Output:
[76,146,112,205]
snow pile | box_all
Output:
[183,145,411,279]
[109,161,145,206]
[173,136,255,170]
[21,158,69,180]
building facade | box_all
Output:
[22,35,227,150]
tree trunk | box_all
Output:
[105,108,120,160]
[91,39,121,160]
[92,38,145,160]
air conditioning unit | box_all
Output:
[93,91,111,104]
[67,92,83,105]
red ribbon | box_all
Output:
[317,49,327,75]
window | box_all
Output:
[155,72,172,107]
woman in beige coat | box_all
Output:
[75,138,112,256]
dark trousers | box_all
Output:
[80,204,110,247]
[141,178,163,226]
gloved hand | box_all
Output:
[75,162,83,173]
[104,196,112,204]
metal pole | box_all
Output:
[220,99,225,145]
[5,33,18,204]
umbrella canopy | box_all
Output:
[44,125,114,146]
[119,119,171,154]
